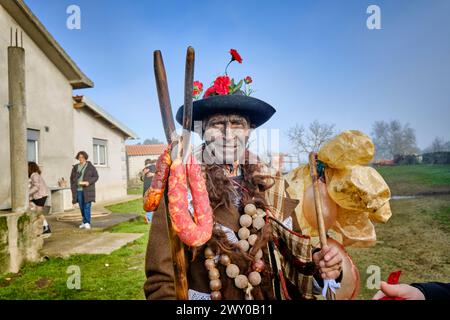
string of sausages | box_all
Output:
[143,145,172,212]
[143,145,213,247]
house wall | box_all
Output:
[0,5,74,210]
[127,154,158,186]
[73,108,128,202]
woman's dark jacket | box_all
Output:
[411,282,450,300]
[70,161,99,204]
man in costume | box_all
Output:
[144,50,344,300]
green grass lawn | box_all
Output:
[0,205,150,300]
[375,164,450,195]
[105,199,145,216]
[127,186,143,196]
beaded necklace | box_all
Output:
[204,203,268,300]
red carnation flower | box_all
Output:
[203,76,231,98]
[204,86,216,98]
[244,76,253,84]
[193,81,203,97]
[230,49,242,63]
[193,81,203,91]
[213,76,231,95]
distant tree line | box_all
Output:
[371,120,419,160]
[287,119,449,162]
[135,137,164,145]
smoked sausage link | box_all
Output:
[168,155,213,247]
[143,146,172,212]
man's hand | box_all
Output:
[80,181,89,187]
[372,282,425,300]
[312,245,343,280]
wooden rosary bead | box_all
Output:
[210,290,222,300]
[204,247,215,259]
[210,279,222,291]
[239,214,253,228]
[219,254,231,266]
[226,264,240,278]
[238,227,250,240]
[244,204,257,216]
[237,240,250,252]
[256,208,266,217]
[234,274,249,289]
[248,271,262,286]
[204,258,216,271]
[248,234,258,246]
[208,267,220,280]
[252,216,265,230]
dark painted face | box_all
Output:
[203,113,251,165]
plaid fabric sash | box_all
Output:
[269,217,316,300]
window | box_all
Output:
[27,129,40,163]
[93,138,107,166]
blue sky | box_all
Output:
[26,0,450,154]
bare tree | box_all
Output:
[372,120,419,160]
[287,120,335,162]
[425,137,450,153]
[372,121,390,160]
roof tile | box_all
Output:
[126,144,167,156]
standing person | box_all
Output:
[70,151,99,230]
[140,159,156,224]
[144,50,344,300]
[28,162,51,237]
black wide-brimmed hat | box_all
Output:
[176,94,276,131]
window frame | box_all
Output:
[27,129,40,164]
[93,138,108,167]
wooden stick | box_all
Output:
[309,152,336,300]
[154,51,176,144]
[181,47,195,163]
[154,50,189,300]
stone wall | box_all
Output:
[0,211,43,274]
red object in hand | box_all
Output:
[387,270,402,285]
[378,270,406,300]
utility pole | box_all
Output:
[8,28,28,213]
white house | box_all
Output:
[126,144,166,186]
[0,0,139,274]
[0,0,137,211]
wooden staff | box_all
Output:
[181,47,195,162]
[153,50,188,300]
[308,152,336,300]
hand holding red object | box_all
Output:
[373,271,425,300]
